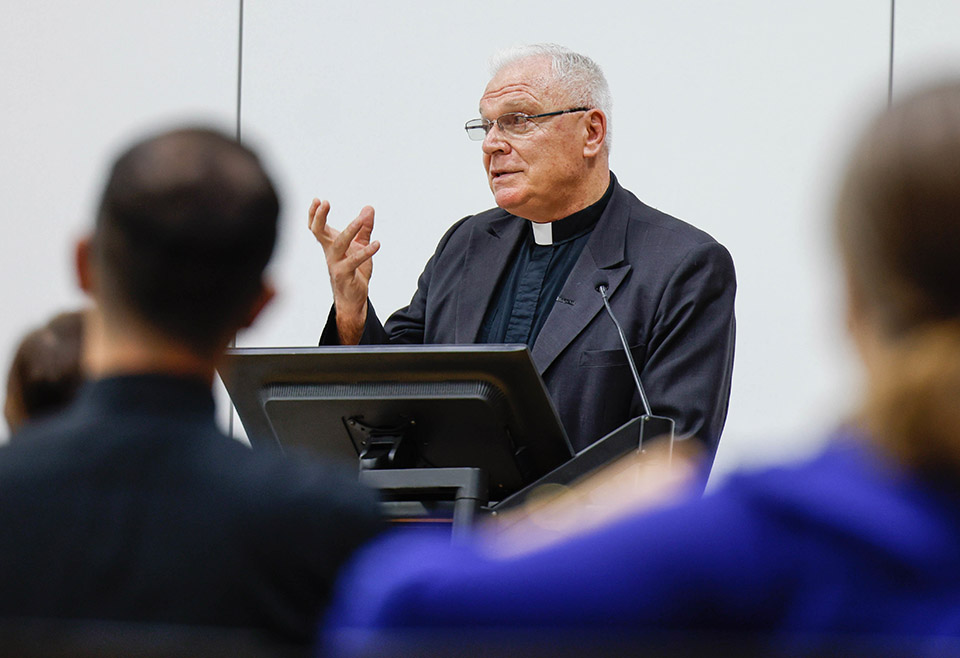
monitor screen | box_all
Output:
[218,345,574,500]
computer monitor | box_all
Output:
[218,345,574,501]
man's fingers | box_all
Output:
[330,206,375,258]
[340,240,381,273]
[330,214,365,259]
[353,206,375,246]
[308,199,333,241]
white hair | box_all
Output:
[489,43,613,150]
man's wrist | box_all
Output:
[334,299,367,345]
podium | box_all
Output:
[219,346,673,535]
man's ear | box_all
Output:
[75,237,95,295]
[583,109,607,158]
[240,279,276,329]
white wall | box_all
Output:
[894,0,960,92]
[2,1,956,485]
[0,1,241,436]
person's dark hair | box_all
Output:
[91,127,279,355]
[835,80,960,474]
[5,310,85,434]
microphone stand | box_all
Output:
[492,285,675,511]
[597,284,675,459]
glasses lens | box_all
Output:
[498,113,528,135]
[464,119,487,141]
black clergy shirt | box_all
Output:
[478,176,614,347]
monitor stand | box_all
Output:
[359,467,488,544]
[356,414,673,540]
[350,417,417,470]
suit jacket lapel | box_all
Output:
[455,211,524,342]
[531,179,632,375]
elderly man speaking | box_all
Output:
[310,44,736,473]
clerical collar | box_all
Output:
[527,174,615,246]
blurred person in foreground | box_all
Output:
[323,80,960,651]
[5,310,85,435]
[0,127,381,645]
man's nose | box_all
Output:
[482,125,510,154]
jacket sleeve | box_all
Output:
[642,240,736,460]
[318,302,391,345]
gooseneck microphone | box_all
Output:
[596,283,675,450]
[597,284,652,417]
[490,284,678,511]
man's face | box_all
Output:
[479,57,592,222]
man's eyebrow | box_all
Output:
[480,102,535,119]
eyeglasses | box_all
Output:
[464,107,590,141]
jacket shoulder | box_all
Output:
[438,207,510,244]
[609,185,733,277]
[422,207,515,269]
[619,187,722,249]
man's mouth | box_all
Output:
[491,170,516,180]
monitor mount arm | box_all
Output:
[346,416,418,470]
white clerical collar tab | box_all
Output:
[531,221,553,245]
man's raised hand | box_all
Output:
[308,199,380,344]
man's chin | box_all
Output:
[492,189,528,215]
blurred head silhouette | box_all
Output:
[76,127,279,379]
[836,80,960,476]
[5,310,85,434]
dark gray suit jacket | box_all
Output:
[322,176,736,465]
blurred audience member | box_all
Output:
[323,80,960,652]
[0,127,381,646]
[5,310,85,434]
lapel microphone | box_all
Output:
[596,283,675,452]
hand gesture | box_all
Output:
[308,199,380,344]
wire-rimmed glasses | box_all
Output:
[464,107,590,141]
